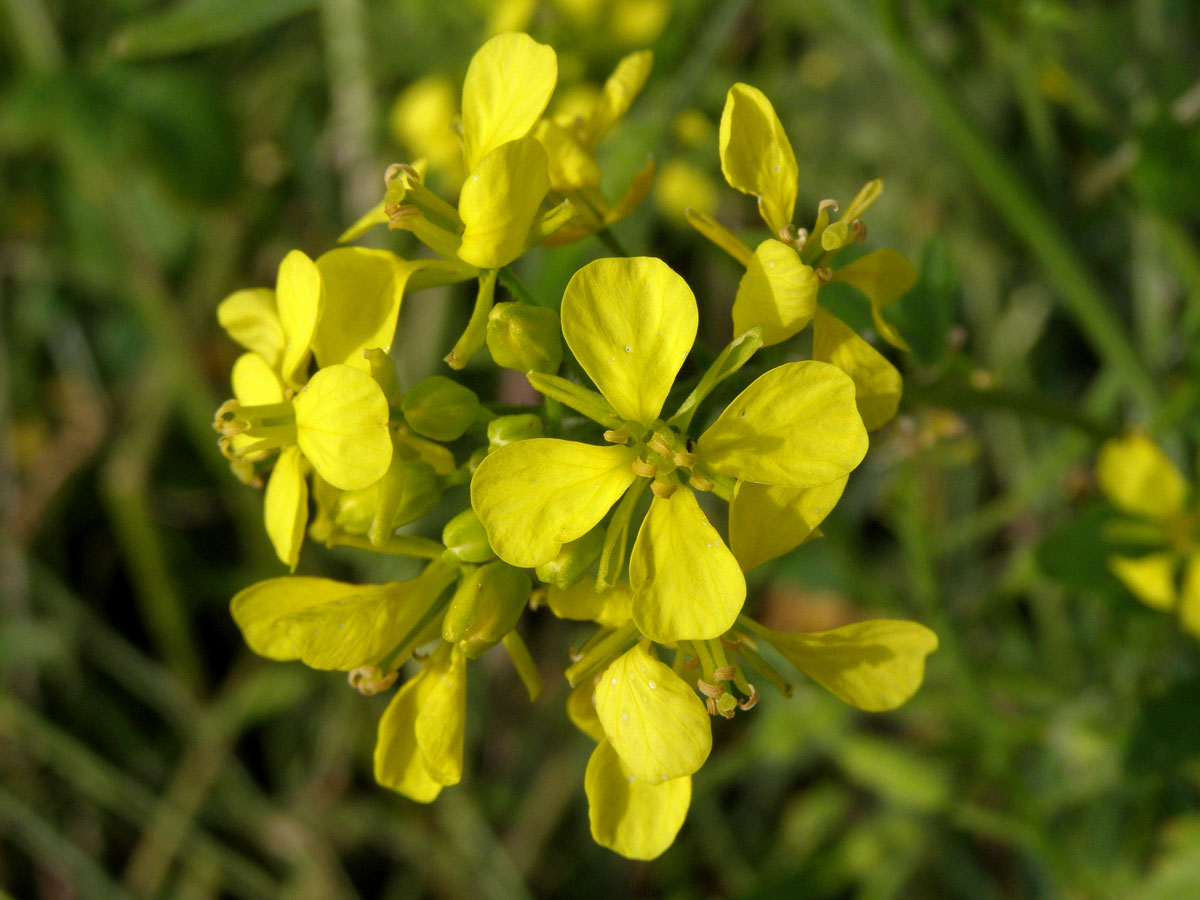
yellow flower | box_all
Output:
[471,256,868,643]
[1096,433,1200,635]
[214,249,403,568]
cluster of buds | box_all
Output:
[215,32,937,859]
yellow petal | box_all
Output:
[766,619,938,711]
[374,672,443,802]
[535,119,602,191]
[415,643,467,786]
[1097,433,1188,519]
[1180,551,1200,637]
[311,248,412,369]
[461,32,557,171]
[812,307,902,431]
[230,565,457,670]
[698,361,867,488]
[585,739,691,861]
[264,446,308,571]
[1109,553,1178,612]
[594,645,711,781]
[230,352,285,405]
[732,239,819,346]
[217,288,285,370]
[829,249,916,352]
[568,680,606,742]
[580,49,653,150]
[275,250,325,387]
[293,364,392,491]
[718,83,797,234]
[546,578,633,628]
[471,439,637,568]
[729,477,847,572]
[458,136,550,269]
[388,74,462,179]
[629,489,745,643]
[561,257,697,424]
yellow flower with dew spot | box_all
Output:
[1096,433,1200,636]
[214,249,407,568]
[471,256,868,643]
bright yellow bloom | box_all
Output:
[214,249,402,568]
[471,256,868,643]
[1096,433,1200,635]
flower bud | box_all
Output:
[486,413,543,451]
[442,509,493,563]
[333,460,440,535]
[401,375,480,441]
[535,525,604,590]
[486,302,563,374]
[442,561,531,658]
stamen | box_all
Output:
[689,471,715,492]
[603,428,630,444]
[816,266,833,283]
[348,666,398,696]
[648,433,673,457]
[712,666,736,682]
[650,480,676,499]
[777,222,797,244]
[632,458,658,478]
[682,654,700,670]
[851,219,867,242]
[818,198,840,214]
[719,635,742,648]
[737,683,759,711]
[672,450,697,469]
[705,697,719,716]
[696,679,723,698]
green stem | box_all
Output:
[596,477,649,589]
[564,621,639,687]
[594,227,629,258]
[502,631,542,701]
[498,266,535,305]
[446,269,497,369]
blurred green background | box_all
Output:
[3,0,1200,897]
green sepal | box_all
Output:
[401,375,481,441]
[668,326,764,432]
[526,371,622,428]
[535,525,605,589]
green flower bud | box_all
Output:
[442,509,493,563]
[486,413,543,451]
[442,561,531,658]
[535,525,604,589]
[401,375,480,441]
[486,302,563,374]
[333,460,440,536]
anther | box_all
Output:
[632,458,658,478]
[603,428,630,444]
[689,471,715,492]
[696,679,723,698]
[816,266,833,283]
[705,697,719,716]
[650,480,677,499]
[851,219,867,242]
[682,655,700,670]
[818,198,840,214]
[777,222,797,244]
[383,162,405,184]
[719,635,742,648]
[386,204,422,224]
[672,450,698,469]
[348,666,398,696]
[737,683,760,711]
[712,666,736,682]
[648,433,673,457]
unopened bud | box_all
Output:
[442,561,531,658]
[535,526,604,589]
[442,509,493,563]
[334,460,440,536]
[401,375,480,441]
[487,413,543,450]
[486,302,563,374]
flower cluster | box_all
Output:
[213,32,937,859]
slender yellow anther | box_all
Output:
[737,683,759,711]
[604,428,631,444]
[712,666,736,682]
[348,666,399,696]
[672,450,698,469]
[705,696,718,716]
[650,480,676,499]
[688,471,714,492]
[632,458,658,478]
[696,679,723,698]
[213,399,249,435]
[386,204,422,224]
[818,198,840,214]
[648,433,673,457]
